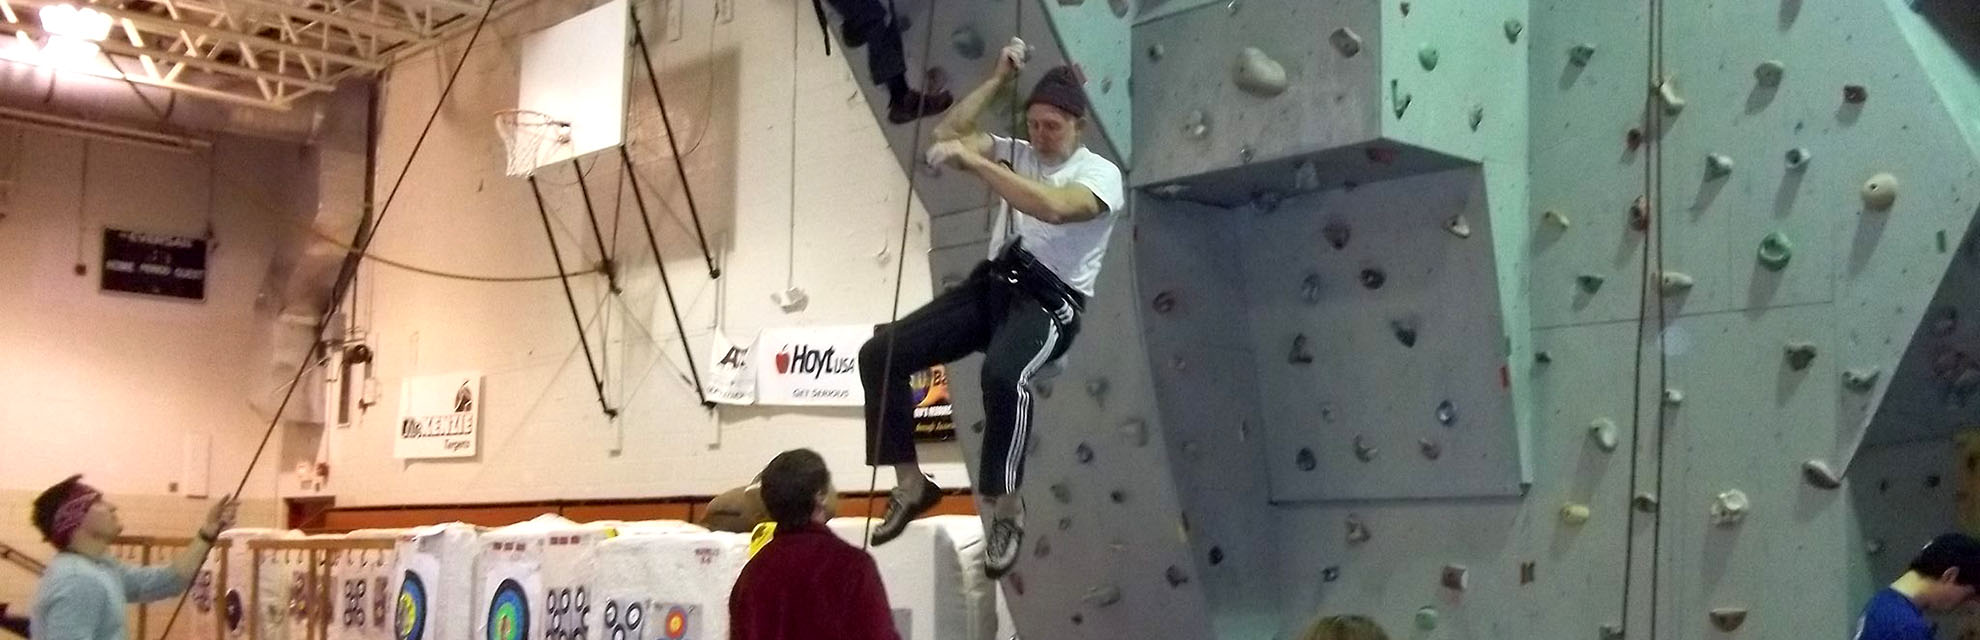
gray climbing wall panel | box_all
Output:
[1239,169,1524,502]
[1038,0,1134,165]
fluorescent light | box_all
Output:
[36,4,110,68]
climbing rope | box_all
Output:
[1620,0,1669,634]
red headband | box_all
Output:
[49,484,102,549]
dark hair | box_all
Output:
[759,450,831,530]
[31,475,85,546]
[1911,533,1980,587]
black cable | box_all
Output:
[628,7,720,280]
[149,2,501,636]
[570,158,620,293]
[863,0,949,550]
[530,175,619,418]
[619,145,712,406]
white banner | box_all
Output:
[704,331,756,405]
[753,325,870,406]
[395,372,480,459]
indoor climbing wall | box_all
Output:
[838,0,1980,637]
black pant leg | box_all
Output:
[860,266,1001,466]
[975,295,1081,497]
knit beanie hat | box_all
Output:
[1026,65,1089,120]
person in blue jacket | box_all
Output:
[1856,533,1980,640]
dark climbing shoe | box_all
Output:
[984,512,1024,580]
[871,475,942,546]
[888,89,954,124]
[841,23,868,49]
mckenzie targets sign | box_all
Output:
[396,372,481,459]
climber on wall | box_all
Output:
[1854,533,1980,640]
[809,0,952,124]
[858,37,1125,580]
[29,475,237,640]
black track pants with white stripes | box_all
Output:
[860,261,1080,497]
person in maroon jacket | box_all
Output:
[729,449,901,640]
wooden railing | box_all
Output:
[108,536,191,640]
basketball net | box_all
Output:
[492,109,572,177]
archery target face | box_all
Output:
[546,586,591,640]
[487,579,529,640]
[373,577,391,628]
[395,571,428,640]
[655,604,696,640]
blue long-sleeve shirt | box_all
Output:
[1854,588,1933,640]
[31,552,188,640]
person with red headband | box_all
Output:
[28,475,237,640]
[858,37,1124,580]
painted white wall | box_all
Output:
[330,0,967,506]
[0,126,307,606]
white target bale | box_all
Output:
[603,520,706,536]
[826,516,991,640]
[477,515,613,640]
[217,529,302,640]
[329,530,404,640]
[189,547,223,640]
[391,523,481,640]
[594,531,748,640]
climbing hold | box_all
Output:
[1391,80,1413,118]
[1418,45,1439,71]
[1360,268,1386,289]
[1101,77,1113,93]
[1419,439,1442,460]
[1415,607,1440,631]
[1600,624,1625,640]
[1295,447,1317,471]
[1289,334,1315,364]
[1109,0,1129,17]
[1657,79,1687,115]
[1319,403,1337,423]
[1560,503,1591,526]
[1345,515,1372,544]
[1544,210,1571,229]
[1710,489,1750,526]
[1353,435,1379,462]
[1784,342,1817,370]
[1535,351,1553,364]
[1034,379,1055,399]
[1802,459,1843,489]
[1589,418,1619,452]
[1149,184,1191,199]
[1660,272,1694,294]
[1843,368,1880,391]
[1059,517,1073,531]
[1634,493,1660,513]
[1441,565,1468,591]
[1086,377,1108,399]
[1932,308,1958,336]
[1757,232,1793,271]
[1504,19,1523,43]
[1233,47,1289,97]
[1393,320,1418,348]
[1109,489,1126,504]
[1398,1,1409,15]
[1626,128,1644,151]
[1322,566,1340,582]
[1576,274,1605,294]
[1208,547,1224,565]
[1568,43,1596,67]
[1446,215,1473,238]
[1754,60,1785,87]
[1292,161,1321,191]
[1436,400,1456,425]
[1861,173,1899,211]
[949,27,985,59]
[1251,190,1285,213]
[1301,273,1324,304]
[1075,443,1095,464]
[1709,608,1749,632]
[1520,561,1537,585]
[1663,388,1684,406]
[1844,84,1868,104]
[1323,223,1351,249]
[1786,148,1812,170]
[1866,539,1886,555]
[1330,28,1363,58]
[1119,420,1148,447]
[1183,110,1210,140]
[1165,566,1189,587]
[1238,147,1255,164]
[1705,154,1734,179]
[1147,44,1164,61]
[1630,196,1651,230]
[1081,585,1122,608]
[1033,536,1050,558]
[1152,291,1178,313]
[1365,146,1399,165]
[1468,105,1485,131]
[1050,483,1072,504]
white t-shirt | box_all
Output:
[986,135,1126,297]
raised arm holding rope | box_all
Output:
[859,38,1125,580]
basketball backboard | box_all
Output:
[513,0,630,173]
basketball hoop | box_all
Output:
[493,109,572,177]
